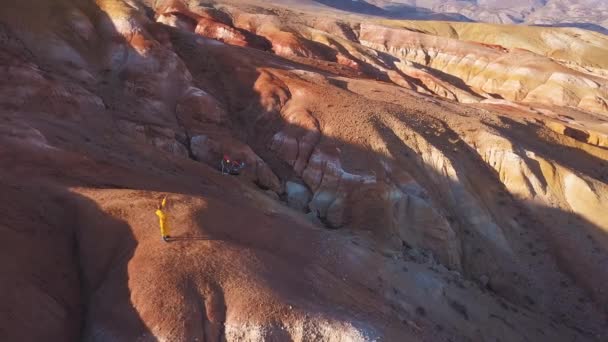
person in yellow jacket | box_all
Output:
[155,195,171,242]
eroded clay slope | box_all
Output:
[1,0,608,341]
[154,0,608,115]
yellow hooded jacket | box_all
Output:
[155,196,169,237]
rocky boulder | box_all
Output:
[285,181,312,211]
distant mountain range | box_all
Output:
[315,0,608,33]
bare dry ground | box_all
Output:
[356,0,608,33]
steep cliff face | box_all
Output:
[1,0,608,341]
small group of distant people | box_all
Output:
[220,155,245,175]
